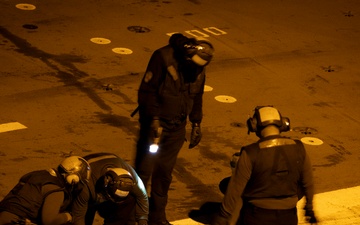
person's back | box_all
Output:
[242,136,306,202]
[212,106,317,225]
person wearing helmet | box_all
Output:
[133,33,214,225]
[0,156,90,225]
[212,106,317,225]
[70,152,148,225]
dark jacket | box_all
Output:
[138,45,205,130]
[71,153,149,225]
[242,137,306,200]
[213,135,314,225]
[0,170,70,224]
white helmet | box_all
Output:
[247,106,290,135]
[58,156,91,185]
[104,168,135,202]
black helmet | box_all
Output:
[169,33,214,66]
[103,168,135,202]
[58,156,91,185]
[186,38,214,66]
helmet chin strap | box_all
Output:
[114,189,129,198]
[191,54,208,66]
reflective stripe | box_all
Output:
[259,138,296,148]
[87,154,118,164]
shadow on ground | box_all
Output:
[188,201,221,224]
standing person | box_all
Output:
[71,152,148,225]
[212,106,318,225]
[134,33,214,225]
[0,156,91,225]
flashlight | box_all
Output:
[149,141,159,153]
[149,127,162,153]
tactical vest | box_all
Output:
[0,170,70,224]
[157,45,205,127]
[242,137,306,200]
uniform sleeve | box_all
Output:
[301,152,315,211]
[125,165,149,221]
[41,185,71,225]
[138,49,166,119]
[213,150,252,225]
[189,70,205,124]
[132,175,149,221]
[71,186,92,225]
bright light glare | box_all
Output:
[149,144,159,153]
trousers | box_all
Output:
[135,124,186,223]
[86,195,136,225]
[238,203,297,225]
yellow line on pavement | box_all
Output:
[0,122,27,133]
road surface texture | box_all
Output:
[1,0,359,224]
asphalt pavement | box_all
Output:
[1,0,360,224]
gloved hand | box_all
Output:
[305,209,317,224]
[64,211,73,224]
[138,219,148,225]
[189,123,202,149]
[151,118,162,139]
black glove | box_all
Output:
[189,123,202,149]
[138,219,148,225]
[305,209,317,224]
[150,118,161,138]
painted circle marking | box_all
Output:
[16,3,36,10]
[112,48,133,55]
[90,37,111,44]
[204,85,213,92]
[215,95,237,103]
[301,137,324,146]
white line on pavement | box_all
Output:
[171,185,360,225]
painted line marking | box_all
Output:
[185,30,210,38]
[0,122,27,133]
[203,27,227,35]
[171,185,360,224]
[167,27,227,37]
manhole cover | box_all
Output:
[292,127,318,135]
[127,26,150,33]
[22,24,38,30]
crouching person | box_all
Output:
[71,152,149,225]
[0,156,91,225]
